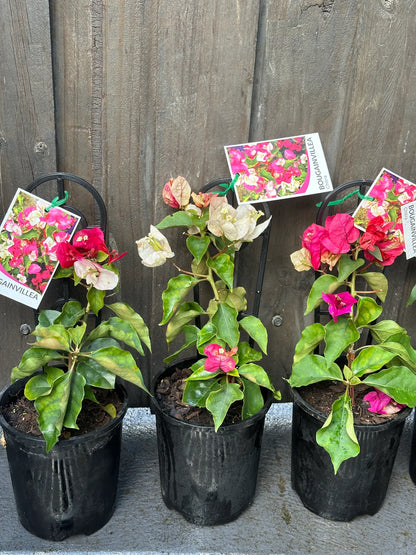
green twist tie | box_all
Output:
[46,190,69,212]
[217,173,240,196]
[316,189,374,208]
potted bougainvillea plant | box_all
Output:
[288,210,416,521]
[137,176,280,525]
[0,226,151,540]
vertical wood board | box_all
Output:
[0,0,56,387]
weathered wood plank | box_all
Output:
[337,1,416,184]
[51,0,261,404]
[0,0,56,388]
[246,0,366,398]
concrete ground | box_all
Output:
[1,403,416,555]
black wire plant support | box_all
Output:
[314,179,373,350]
[194,177,272,347]
[25,172,107,322]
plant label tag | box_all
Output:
[402,201,416,259]
[353,168,416,251]
[224,133,333,205]
[0,188,80,309]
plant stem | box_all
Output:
[171,261,207,279]
[206,266,220,300]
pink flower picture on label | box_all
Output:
[224,133,332,205]
[353,168,416,248]
[0,189,80,308]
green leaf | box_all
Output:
[377,340,416,372]
[88,317,145,355]
[239,316,268,354]
[34,373,71,451]
[87,287,106,316]
[84,384,99,403]
[212,302,239,347]
[160,274,200,325]
[207,254,234,290]
[163,325,200,364]
[156,211,194,229]
[241,377,264,419]
[337,255,364,281]
[407,283,416,307]
[369,320,408,343]
[363,366,416,406]
[107,302,151,352]
[196,321,216,352]
[186,363,221,380]
[34,371,86,452]
[305,274,342,314]
[355,297,383,328]
[62,372,87,429]
[68,322,87,347]
[384,333,416,368]
[186,235,210,264]
[218,286,247,312]
[89,346,150,394]
[32,324,72,351]
[44,366,66,384]
[206,380,244,431]
[166,302,205,344]
[11,348,65,381]
[360,272,388,303]
[237,341,263,365]
[76,358,116,389]
[38,309,60,327]
[182,377,220,407]
[351,346,397,377]
[324,319,360,363]
[316,393,360,474]
[288,354,343,387]
[238,363,275,392]
[54,301,85,327]
[293,323,325,365]
[53,266,74,279]
[102,403,116,418]
[25,373,53,400]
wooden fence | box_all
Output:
[1,0,416,404]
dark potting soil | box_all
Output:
[1,387,123,439]
[298,381,404,425]
[155,366,244,426]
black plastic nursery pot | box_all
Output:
[408,411,416,484]
[0,378,128,541]
[151,359,272,526]
[291,389,411,522]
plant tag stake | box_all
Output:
[0,188,80,308]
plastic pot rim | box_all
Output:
[292,387,412,431]
[0,377,128,450]
[151,359,273,434]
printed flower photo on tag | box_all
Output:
[224,133,333,205]
[353,168,416,250]
[0,188,80,308]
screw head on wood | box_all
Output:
[271,315,283,327]
[19,323,32,335]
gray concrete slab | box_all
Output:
[1,404,416,555]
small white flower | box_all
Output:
[207,197,271,250]
[136,225,175,267]
[74,259,119,290]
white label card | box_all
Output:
[0,188,80,308]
